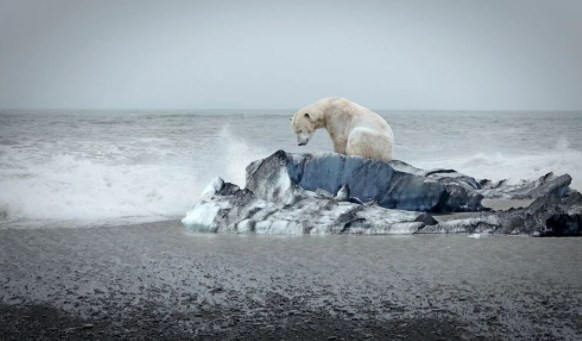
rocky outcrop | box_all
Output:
[245,151,484,212]
[425,191,582,236]
[182,177,434,235]
[182,151,581,236]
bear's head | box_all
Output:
[290,104,323,146]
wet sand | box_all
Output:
[1,221,582,340]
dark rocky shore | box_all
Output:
[183,150,581,236]
[2,223,582,340]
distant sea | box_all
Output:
[1,110,581,228]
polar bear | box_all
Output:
[291,97,394,161]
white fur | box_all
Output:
[291,97,394,161]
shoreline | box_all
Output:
[1,221,581,339]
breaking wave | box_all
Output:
[413,138,582,191]
[0,124,268,228]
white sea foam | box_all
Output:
[413,141,582,191]
[468,233,485,239]
[218,126,269,187]
[0,116,268,228]
[0,154,200,227]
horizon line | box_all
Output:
[2,108,582,113]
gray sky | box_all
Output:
[1,0,581,111]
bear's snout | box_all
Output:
[297,134,310,146]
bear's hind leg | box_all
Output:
[346,128,393,161]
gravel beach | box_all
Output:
[1,221,582,340]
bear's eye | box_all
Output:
[304,113,310,118]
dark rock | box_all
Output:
[183,178,428,235]
[246,150,484,212]
[245,151,573,213]
[424,192,582,236]
[479,172,572,199]
[415,213,439,226]
[498,191,582,236]
[183,150,581,236]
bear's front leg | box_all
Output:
[333,139,347,154]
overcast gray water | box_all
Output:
[1,111,582,228]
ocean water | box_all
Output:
[1,110,581,228]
